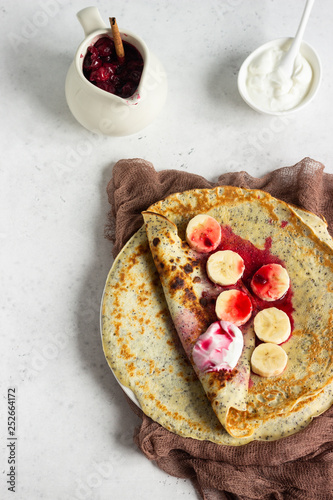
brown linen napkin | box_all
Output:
[105,157,333,500]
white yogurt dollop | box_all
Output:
[246,45,313,112]
[192,320,244,373]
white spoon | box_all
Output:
[278,0,315,78]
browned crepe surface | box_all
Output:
[105,157,333,500]
[141,188,333,440]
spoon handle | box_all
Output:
[279,0,315,76]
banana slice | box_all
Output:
[215,289,253,326]
[186,214,221,253]
[254,307,291,344]
[251,263,290,301]
[206,250,245,286]
[251,343,288,377]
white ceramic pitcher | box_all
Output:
[65,7,168,136]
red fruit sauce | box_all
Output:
[82,36,144,98]
[201,337,213,351]
[203,224,294,330]
[253,273,268,285]
[225,290,252,324]
[204,236,214,248]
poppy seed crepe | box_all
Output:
[102,186,333,445]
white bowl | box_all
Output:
[237,37,322,115]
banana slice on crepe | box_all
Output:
[185,214,221,253]
[207,250,245,286]
[215,289,253,326]
[251,263,290,301]
[254,307,291,344]
[251,343,288,377]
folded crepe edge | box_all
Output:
[142,209,255,438]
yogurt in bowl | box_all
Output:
[237,37,321,115]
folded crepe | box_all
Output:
[142,186,333,439]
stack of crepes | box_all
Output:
[103,158,333,499]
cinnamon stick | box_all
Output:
[110,17,125,64]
